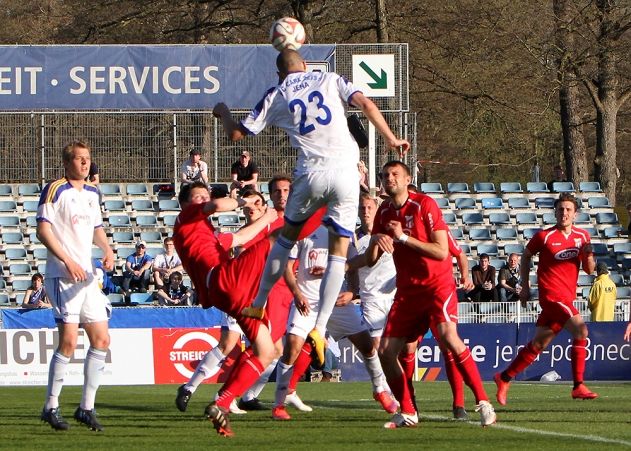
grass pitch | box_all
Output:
[2,381,630,450]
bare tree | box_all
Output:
[375,0,389,43]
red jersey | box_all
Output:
[173,203,234,306]
[527,225,591,303]
[373,192,454,293]
[447,229,462,257]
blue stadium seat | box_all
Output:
[447,182,470,194]
[163,215,178,227]
[551,181,575,193]
[503,243,525,256]
[217,214,241,227]
[481,198,503,210]
[12,279,32,291]
[0,293,10,305]
[582,227,599,238]
[92,247,105,259]
[29,232,40,244]
[140,231,162,243]
[32,248,48,260]
[462,212,484,226]
[500,182,522,194]
[259,183,270,194]
[104,200,126,212]
[473,182,496,194]
[0,216,20,228]
[535,197,555,209]
[0,184,13,196]
[469,228,492,241]
[489,212,511,226]
[602,226,624,239]
[575,212,591,225]
[22,200,39,213]
[450,227,464,240]
[617,287,631,299]
[443,213,457,225]
[542,213,556,225]
[610,273,624,286]
[112,231,135,243]
[131,199,154,212]
[9,263,31,276]
[126,183,149,196]
[587,197,611,208]
[116,247,135,259]
[2,232,24,244]
[476,243,499,256]
[5,248,27,260]
[522,228,541,240]
[37,263,46,274]
[591,243,609,256]
[507,197,530,210]
[613,243,631,256]
[526,182,549,193]
[434,198,450,209]
[579,181,602,193]
[577,274,595,286]
[136,216,158,227]
[108,214,131,227]
[130,292,154,305]
[454,197,476,210]
[595,212,618,225]
[158,199,180,212]
[515,212,537,225]
[18,183,41,196]
[459,243,471,255]
[420,182,444,194]
[100,183,123,197]
[496,227,518,241]
[146,247,163,259]
[0,200,17,212]
[107,293,126,305]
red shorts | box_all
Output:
[267,281,293,342]
[383,286,458,342]
[536,299,579,334]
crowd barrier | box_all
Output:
[1,308,629,386]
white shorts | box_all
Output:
[286,169,360,237]
[361,298,394,338]
[220,312,243,334]
[45,275,112,324]
[286,297,367,342]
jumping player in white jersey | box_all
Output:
[213,49,410,364]
[38,141,116,432]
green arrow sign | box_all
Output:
[359,61,388,89]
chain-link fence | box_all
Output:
[0,110,416,185]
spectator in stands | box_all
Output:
[498,253,521,302]
[94,258,121,295]
[358,160,370,193]
[547,164,567,191]
[152,237,184,290]
[86,161,100,185]
[469,253,498,302]
[229,150,259,198]
[156,271,193,306]
[21,273,52,309]
[122,240,153,297]
[180,149,209,185]
[587,262,617,322]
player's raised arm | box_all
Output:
[213,103,248,142]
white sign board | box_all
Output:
[352,54,395,97]
[307,61,330,73]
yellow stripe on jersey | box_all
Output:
[43,178,68,204]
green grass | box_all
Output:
[2,381,631,450]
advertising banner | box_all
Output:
[0,45,335,110]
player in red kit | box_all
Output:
[366,161,496,428]
[494,192,598,404]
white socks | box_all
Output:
[45,351,70,410]
[274,361,295,407]
[185,346,226,393]
[242,359,278,402]
[81,347,107,410]
[314,256,347,333]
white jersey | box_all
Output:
[37,179,103,279]
[355,230,397,303]
[153,252,182,271]
[240,72,361,175]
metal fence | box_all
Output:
[0,110,416,185]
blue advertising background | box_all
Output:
[0,45,335,110]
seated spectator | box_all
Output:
[180,149,209,185]
[152,237,184,289]
[229,150,259,198]
[21,273,52,309]
[547,164,567,191]
[358,160,370,193]
[156,271,194,306]
[94,258,121,295]
[122,240,153,297]
[468,253,498,302]
[498,253,522,302]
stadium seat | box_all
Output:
[587,197,611,208]
[496,227,518,241]
[107,293,126,306]
[5,248,27,260]
[488,212,511,226]
[146,246,163,259]
[574,212,592,225]
[613,243,631,258]
[131,199,154,212]
[0,279,5,290]
[500,182,522,194]
[116,247,135,259]
[125,183,149,197]
[503,243,525,256]
[217,214,241,227]
[0,200,17,213]
[598,257,618,270]
[32,248,48,260]
[473,182,496,194]
[0,184,13,196]
[158,199,180,212]
[108,214,132,227]
[526,182,549,193]
[579,181,602,193]
[447,182,470,193]
[441,212,456,226]
[112,231,135,244]
[595,212,619,226]
[12,279,32,291]
[136,216,158,227]
[92,247,105,259]
[591,243,609,256]
[577,274,595,286]
[18,183,41,198]
[602,226,624,239]
[100,183,123,198]
[22,200,39,213]
[522,228,542,240]
[140,231,162,243]
[153,183,176,198]
[617,287,631,299]
[450,227,464,240]
[163,215,178,227]
[481,197,503,210]
[0,293,10,305]
[29,232,40,244]
[130,292,154,305]
[434,197,450,209]
[461,212,484,226]
[515,212,537,226]
[507,197,531,210]
[535,197,555,209]
[459,243,471,255]
[0,216,20,229]
[542,213,557,225]
[582,227,598,238]
[104,200,127,212]
[37,263,46,274]
[2,232,24,245]
[489,258,505,269]
[420,182,444,194]
[610,273,624,286]
[551,181,575,193]
[259,183,270,194]
[469,228,492,241]
[454,197,476,210]
[9,263,31,276]
[476,243,499,256]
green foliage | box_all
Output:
[3,381,631,450]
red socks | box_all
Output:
[289,342,313,391]
[443,350,465,407]
[571,338,587,385]
[505,342,540,379]
[216,352,264,410]
[454,348,487,403]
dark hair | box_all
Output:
[31,273,44,284]
[268,175,292,193]
[276,49,304,73]
[190,148,201,156]
[178,181,209,204]
[382,160,411,176]
[163,237,174,244]
[554,192,579,211]
[170,271,183,280]
[241,189,266,205]
[479,253,490,261]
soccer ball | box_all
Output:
[270,17,306,51]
